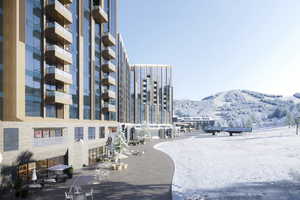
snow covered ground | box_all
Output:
[155,127,300,200]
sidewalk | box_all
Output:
[21,139,175,200]
[94,139,174,200]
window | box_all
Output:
[88,127,96,140]
[99,127,105,138]
[4,128,19,151]
[34,129,42,138]
[74,127,84,141]
[55,128,62,137]
[34,128,64,138]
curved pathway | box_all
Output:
[94,139,175,200]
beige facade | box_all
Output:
[0,0,119,173]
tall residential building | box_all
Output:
[131,64,173,126]
[0,0,119,175]
[117,34,131,124]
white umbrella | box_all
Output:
[32,168,37,182]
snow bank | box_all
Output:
[155,127,300,200]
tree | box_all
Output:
[245,118,253,128]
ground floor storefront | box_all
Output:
[0,121,118,185]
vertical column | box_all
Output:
[3,0,26,121]
[91,11,95,120]
[79,0,84,120]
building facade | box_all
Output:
[130,64,173,126]
[0,0,119,174]
[117,34,131,124]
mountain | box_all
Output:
[174,90,300,127]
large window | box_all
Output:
[74,127,84,141]
[70,0,80,119]
[88,127,96,140]
[83,0,91,119]
[25,0,43,117]
[4,128,19,152]
[95,23,101,120]
[99,127,105,138]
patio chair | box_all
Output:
[85,188,94,200]
[65,192,73,200]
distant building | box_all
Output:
[130,64,173,126]
[175,116,215,130]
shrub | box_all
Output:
[64,167,74,179]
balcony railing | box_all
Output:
[46,44,72,65]
[46,90,72,105]
[46,0,73,25]
[102,32,116,46]
[102,47,116,60]
[102,61,116,73]
[102,89,116,99]
[92,5,108,24]
[46,67,73,85]
[46,22,73,44]
[58,0,72,5]
[102,75,116,86]
[102,103,116,112]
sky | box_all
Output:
[119,0,300,100]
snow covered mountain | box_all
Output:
[174,90,300,127]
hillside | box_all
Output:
[174,90,300,127]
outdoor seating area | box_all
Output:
[64,185,94,200]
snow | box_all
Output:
[155,127,300,200]
[174,90,300,127]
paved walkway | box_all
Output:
[93,139,175,200]
[21,139,175,200]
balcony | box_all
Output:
[102,103,116,113]
[58,0,72,4]
[92,6,108,24]
[46,67,73,85]
[102,61,116,73]
[102,90,116,100]
[102,75,116,86]
[102,47,116,60]
[46,0,73,25]
[102,32,116,46]
[46,90,72,105]
[45,22,73,44]
[45,45,72,65]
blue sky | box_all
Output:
[119,0,300,100]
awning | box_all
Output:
[48,164,71,171]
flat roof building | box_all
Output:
[0,0,119,173]
[131,64,173,126]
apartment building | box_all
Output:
[117,34,131,124]
[130,64,173,126]
[0,0,119,177]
